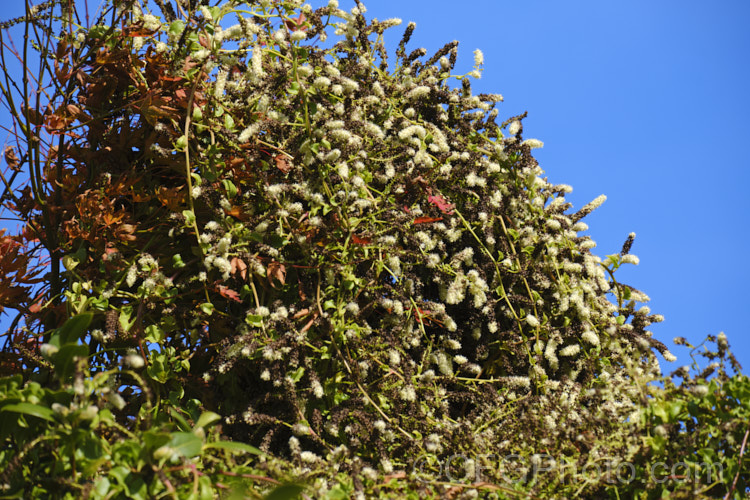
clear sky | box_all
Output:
[2,0,748,374]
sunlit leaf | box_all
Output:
[0,402,55,422]
[203,441,265,455]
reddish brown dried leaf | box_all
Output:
[274,155,292,173]
[351,234,371,245]
[267,261,286,287]
[217,285,242,303]
[4,146,20,172]
[284,13,308,32]
[44,107,74,132]
[65,104,85,120]
[293,308,310,320]
[300,316,315,333]
[427,194,454,214]
[23,106,44,126]
[109,220,137,242]
[223,205,247,220]
[230,257,248,281]
[123,22,158,38]
[157,186,186,212]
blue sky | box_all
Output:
[2,0,749,374]
[358,0,750,372]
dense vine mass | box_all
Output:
[0,1,747,498]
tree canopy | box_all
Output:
[0,1,748,498]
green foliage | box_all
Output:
[0,0,747,498]
[0,314,288,498]
[618,335,749,499]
